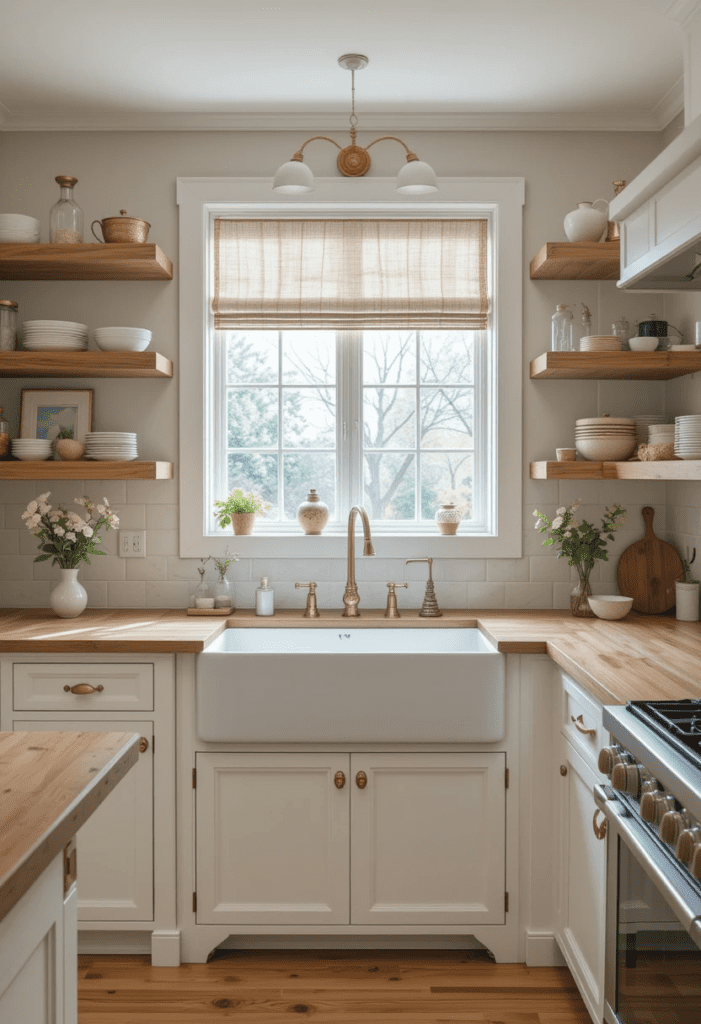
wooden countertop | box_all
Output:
[0,730,139,921]
[1,608,701,707]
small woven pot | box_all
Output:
[231,512,256,536]
[638,442,677,462]
[55,439,85,461]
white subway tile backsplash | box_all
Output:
[0,580,51,607]
[145,530,178,555]
[146,504,178,530]
[0,531,19,554]
[441,559,486,582]
[82,581,108,608]
[487,558,530,582]
[126,556,168,581]
[108,581,146,608]
[0,554,41,580]
[127,479,179,504]
[467,582,505,609]
[505,582,553,609]
[117,504,147,529]
[145,580,189,608]
[529,556,571,582]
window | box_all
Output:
[177,177,523,558]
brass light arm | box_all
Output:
[291,136,343,162]
[365,135,420,163]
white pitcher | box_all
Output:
[564,200,609,243]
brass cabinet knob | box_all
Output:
[139,737,149,754]
[63,683,104,694]
[571,714,596,737]
[560,765,568,776]
[592,809,608,841]
[334,771,346,789]
[356,771,367,789]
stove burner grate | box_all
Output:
[628,699,701,769]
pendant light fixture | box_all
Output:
[273,54,438,195]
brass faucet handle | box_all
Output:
[295,581,320,619]
[385,581,408,619]
[406,556,434,582]
[405,559,442,617]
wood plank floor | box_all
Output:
[77,950,590,1023]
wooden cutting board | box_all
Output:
[617,506,682,614]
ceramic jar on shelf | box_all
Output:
[297,489,330,535]
[564,200,609,243]
[50,176,83,244]
[435,503,463,535]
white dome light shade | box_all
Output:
[273,160,316,193]
[395,159,439,194]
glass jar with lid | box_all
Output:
[552,304,573,352]
[0,300,18,351]
[50,176,83,244]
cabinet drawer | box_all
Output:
[13,663,154,712]
[560,673,604,773]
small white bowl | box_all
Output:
[587,595,634,620]
[628,337,659,352]
[0,214,40,230]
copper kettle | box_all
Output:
[91,210,150,244]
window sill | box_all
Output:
[187,532,521,559]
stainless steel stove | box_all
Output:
[596,700,701,1024]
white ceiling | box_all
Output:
[0,0,687,131]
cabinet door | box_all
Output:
[350,752,506,926]
[556,736,606,1024]
[195,752,350,925]
[14,720,154,922]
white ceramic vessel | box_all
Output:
[675,581,700,622]
[50,568,88,618]
[564,200,609,243]
[587,595,633,620]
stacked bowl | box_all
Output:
[93,327,151,352]
[579,335,623,353]
[648,423,675,444]
[634,414,667,445]
[22,320,88,351]
[11,438,53,461]
[675,416,701,460]
[0,214,40,244]
[85,432,138,462]
[575,417,637,461]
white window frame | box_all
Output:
[177,176,524,559]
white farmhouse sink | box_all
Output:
[196,628,505,743]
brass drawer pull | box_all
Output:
[334,771,346,789]
[592,809,608,841]
[139,737,149,754]
[356,771,367,789]
[64,683,104,695]
[571,714,596,737]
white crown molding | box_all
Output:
[666,0,701,27]
[651,75,685,128]
[0,107,680,133]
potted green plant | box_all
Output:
[213,489,272,535]
[533,500,627,617]
[54,425,85,461]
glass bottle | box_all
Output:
[552,304,573,352]
[50,176,83,243]
[256,576,275,616]
[612,317,633,352]
[213,571,235,611]
[190,566,213,609]
[0,407,10,460]
[0,300,18,351]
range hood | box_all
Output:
[609,110,701,290]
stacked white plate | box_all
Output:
[0,214,40,243]
[11,438,53,461]
[674,416,701,460]
[22,319,88,351]
[84,432,138,462]
[93,327,151,352]
[580,335,623,353]
[575,417,637,461]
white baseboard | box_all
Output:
[151,931,181,967]
[524,930,566,967]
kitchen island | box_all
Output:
[0,729,140,1022]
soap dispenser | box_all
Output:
[256,577,275,616]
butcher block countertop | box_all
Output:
[0,730,139,922]
[1,608,701,707]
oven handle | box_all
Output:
[594,783,701,943]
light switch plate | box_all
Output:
[118,530,146,558]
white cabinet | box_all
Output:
[14,719,154,922]
[0,853,67,1024]
[555,735,606,1024]
[195,751,506,929]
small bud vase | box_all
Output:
[231,512,256,536]
[571,575,595,618]
[297,489,329,535]
[435,503,462,535]
[50,568,88,618]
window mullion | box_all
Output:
[339,329,362,513]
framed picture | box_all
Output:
[20,389,93,443]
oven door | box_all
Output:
[595,785,701,1024]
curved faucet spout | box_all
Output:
[342,505,375,617]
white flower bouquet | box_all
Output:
[23,493,120,569]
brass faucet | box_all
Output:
[385,582,408,618]
[342,505,375,616]
[405,557,442,617]
[295,581,320,618]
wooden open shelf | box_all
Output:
[530,241,620,280]
[531,460,701,480]
[530,350,701,380]
[0,351,173,378]
[0,243,172,280]
[0,461,173,480]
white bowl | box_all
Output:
[0,214,40,229]
[587,595,634,620]
[94,327,151,336]
[575,436,638,461]
[93,335,150,352]
[629,337,659,352]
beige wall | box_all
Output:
[0,128,670,610]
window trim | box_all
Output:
[177,176,524,559]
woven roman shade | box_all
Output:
[213,218,488,329]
